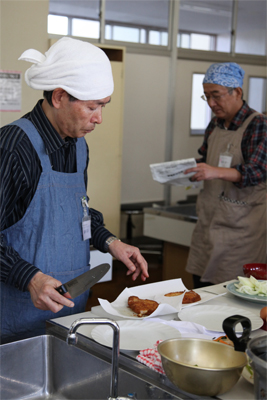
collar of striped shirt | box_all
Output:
[26,100,77,156]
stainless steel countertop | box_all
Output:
[143,203,198,223]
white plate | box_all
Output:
[227,281,267,304]
[91,320,181,351]
[178,305,263,332]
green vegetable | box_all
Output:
[245,364,253,376]
[234,276,267,297]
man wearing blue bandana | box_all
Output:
[184,62,266,287]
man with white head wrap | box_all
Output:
[0,38,148,344]
[184,62,266,287]
[19,37,114,100]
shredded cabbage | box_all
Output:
[234,276,267,297]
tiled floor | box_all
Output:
[86,253,163,311]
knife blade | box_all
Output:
[56,263,110,299]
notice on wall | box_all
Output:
[0,70,21,111]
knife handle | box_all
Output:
[56,285,68,295]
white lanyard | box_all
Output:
[81,196,91,241]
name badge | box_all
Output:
[82,216,91,241]
[218,154,233,168]
[218,143,233,168]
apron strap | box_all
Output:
[76,138,88,173]
[238,111,261,132]
[9,118,52,172]
[9,119,87,174]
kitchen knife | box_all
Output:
[56,263,110,299]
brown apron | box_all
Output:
[186,112,266,284]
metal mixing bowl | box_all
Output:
[157,338,247,396]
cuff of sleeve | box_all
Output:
[233,165,245,188]
[6,260,41,292]
[91,226,114,252]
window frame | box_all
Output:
[248,75,267,114]
[47,0,266,65]
[190,72,212,136]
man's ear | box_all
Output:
[235,87,243,100]
[52,88,67,108]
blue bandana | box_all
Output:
[203,62,245,88]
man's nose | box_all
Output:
[91,107,102,124]
[207,97,216,107]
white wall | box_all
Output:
[0,0,49,127]
[121,53,169,204]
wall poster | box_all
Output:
[0,70,21,111]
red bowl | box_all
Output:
[243,263,267,280]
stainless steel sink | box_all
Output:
[0,335,185,400]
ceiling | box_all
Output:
[49,0,266,34]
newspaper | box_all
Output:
[150,158,201,187]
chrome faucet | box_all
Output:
[67,318,120,399]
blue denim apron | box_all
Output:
[1,119,90,342]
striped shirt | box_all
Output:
[0,100,113,291]
[197,101,267,188]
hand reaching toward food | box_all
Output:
[108,240,149,281]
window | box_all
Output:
[104,0,169,45]
[178,0,233,52]
[190,74,211,135]
[48,0,266,56]
[112,26,140,43]
[48,14,68,35]
[48,0,100,38]
[248,77,266,113]
[72,18,99,39]
[178,32,216,50]
[236,0,266,56]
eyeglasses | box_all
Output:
[201,89,234,103]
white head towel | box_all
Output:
[18,37,114,100]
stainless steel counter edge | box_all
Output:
[143,206,198,223]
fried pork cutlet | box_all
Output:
[128,295,159,317]
[164,290,201,304]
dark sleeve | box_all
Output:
[0,128,40,291]
[90,208,114,252]
[234,115,267,188]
